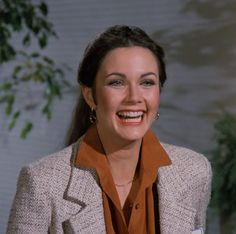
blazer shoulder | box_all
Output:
[7,143,81,233]
[161,143,210,166]
[161,142,212,182]
[29,144,72,168]
[19,143,78,186]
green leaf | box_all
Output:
[43,56,54,65]
[20,121,33,139]
[0,0,68,139]
[10,11,22,31]
[211,112,236,215]
[24,16,33,32]
[42,103,51,120]
[0,83,12,91]
[2,11,11,24]
[0,26,11,42]
[31,52,40,58]
[8,111,21,130]
[55,68,64,77]
[5,95,15,116]
[23,33,31,47]
[32,24,40,35]
[52,82,61,97]
[38,32,47,48]
[21,73,32,81]
[0,44,16,63]
[39,2,48,16]
[13,65,22,79]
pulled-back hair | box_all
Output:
[66,25,167,145]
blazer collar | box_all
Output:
[63,139,196,233]
[63,141,106,233]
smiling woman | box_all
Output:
[82,46,160,148]
[7,25,212,234]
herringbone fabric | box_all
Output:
[6,139,212,234]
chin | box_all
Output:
[116,128,148,142]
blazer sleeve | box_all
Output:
[195,156,212,230]
[6,166,51,234]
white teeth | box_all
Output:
[122,116,142,123]
[117,111,144,118]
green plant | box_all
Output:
[211,112,236,233]
[0,0,71,138]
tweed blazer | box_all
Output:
[7,140,212,234]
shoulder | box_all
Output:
[158,143,212,229]
[17,144,77,194]
[25,144,74,176]
[161,142,211,170]
[7,144,78,233]
[160,142,212,185]
[12,143,78,214]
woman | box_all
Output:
[7,25,212,234]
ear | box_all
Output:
[81,85,96,109]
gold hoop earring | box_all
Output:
[89,107,97,123]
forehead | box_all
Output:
[98,46,159,73]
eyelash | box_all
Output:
[107,80,124,87]
[106,79,157,87]
[140,79,156,86]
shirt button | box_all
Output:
[135,203,140,209]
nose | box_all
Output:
[125,83,142,104]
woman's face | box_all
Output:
[83,46,160,145]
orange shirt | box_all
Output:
[75,124,171,234]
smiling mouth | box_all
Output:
[117,111,144,123]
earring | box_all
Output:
[155,112,160,120]
[89,107,97,123]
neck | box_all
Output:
[96,128,142,184]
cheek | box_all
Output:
[96,89,117,114]
[146,89,160,110]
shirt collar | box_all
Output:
[75,124,172,180]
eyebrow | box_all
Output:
[105,72,126,78]
[140,72,158,78]
[105,72,158,78]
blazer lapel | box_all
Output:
[62,143,106,234]
[158,165,196,234]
